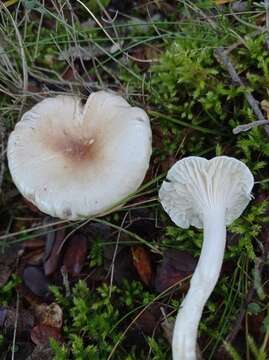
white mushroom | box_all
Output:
[159,156,254,360]
[8,91,152,220]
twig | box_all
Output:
[160,307,173,345]
[11,292,19,360]
[108,212,128,298]
[233,120,269,134]
[61,265,71,297]
[214,47,269,136]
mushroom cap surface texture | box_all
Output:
[159,156,254,229]
[8,91,152,220]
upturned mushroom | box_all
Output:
[159,156,254,360]
[8,91,152,220]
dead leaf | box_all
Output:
[131,246,152,286]
[61,65,77,81]
[134,304,162,334]
[23,266,49,298]
[104,247,136,285]
[154,250,197,293]
[63,233,88,276]
[31,325,63,346]
[44,228,65,276]
[23,239,45,250]
[34,303,63,329]
[22,248,44,266]
[17,284,42,306]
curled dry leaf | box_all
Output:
[131,246,152,286]
[34,303,63,329]
[31,324,63,346]
[134,304,162,335]
[44,229,65,276]
[154,250,197,293]
[63,233,88,276]
[134,310,158,334]
[22,248,44,266]
[23,266,49,298]
[23,239,45,250]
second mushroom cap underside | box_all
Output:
[8,91,152,220]
[159,156,254,229]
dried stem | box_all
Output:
[214,47,269,136]
[233,120,269,134]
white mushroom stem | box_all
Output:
[172,207,226,360]
[159,156,254,360]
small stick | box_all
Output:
[233,120,269,134]
[11,292,19,360]
[214,47,269,135]
[160,307,173,344]
[61,265,71,297]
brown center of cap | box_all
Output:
[45,128,100,165]
[63,138,95,161]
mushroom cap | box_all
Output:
[159,156,254,229]
[8,91,152,220]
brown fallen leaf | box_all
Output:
[63,233,88,276]
[154,250,197,293]
[23,266,49,298]
[44,228,65,276]
[31,324,63,346]
[131,246,152,286]
[22,248,44,266]
[34,303,63,329]
[134,303,162,335]
[23,239,45,250]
